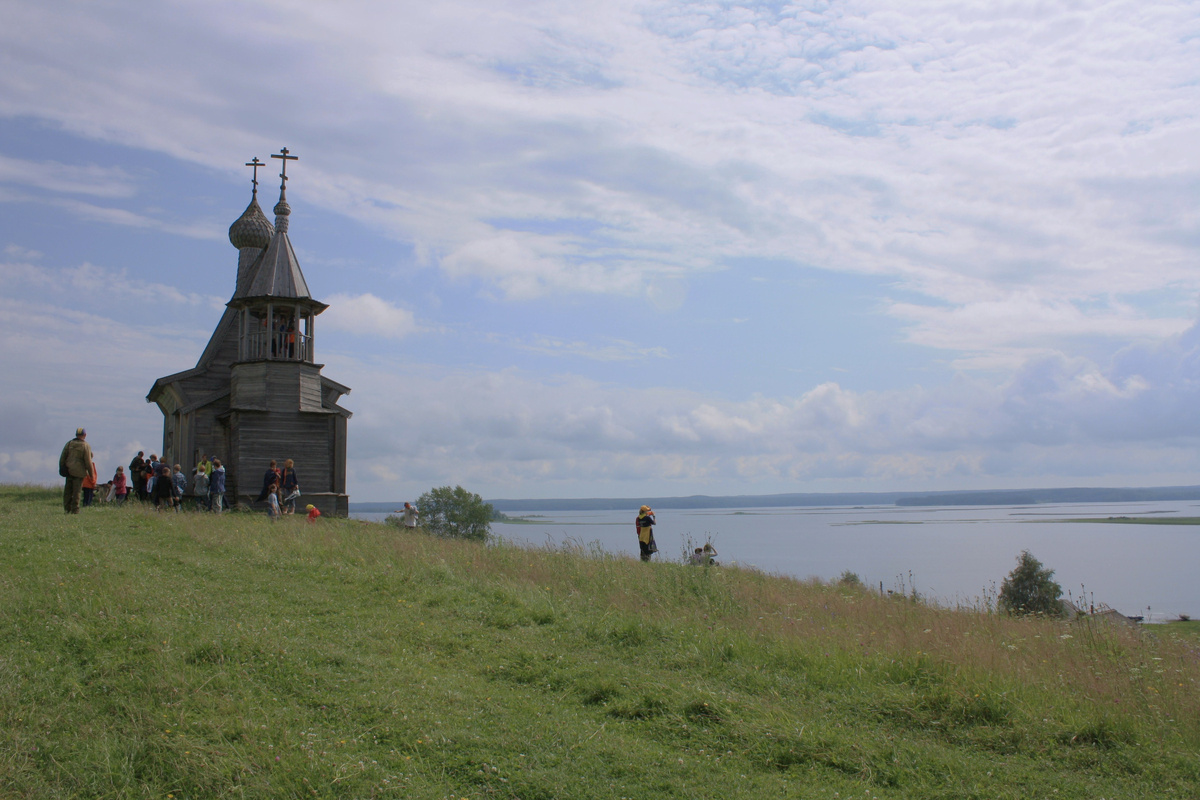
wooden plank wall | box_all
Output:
[231,411,335,495]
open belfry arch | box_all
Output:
[148,149,352,515]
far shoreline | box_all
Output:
[351,484,1200,513]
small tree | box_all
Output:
[837,570,862,587]
[415,485,493,542]
[999,550,1065,617]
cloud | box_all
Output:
[0,296,197,484]
[0,255,225,310]
[332,314,1200,499]
[0,185,225,241]
[5,243,43,260]
[507,334,668,362]
[320,293,418,339]
[890,290,1191,364]
[53,198,224,240]
[0,0,1194,355]
[0,153,137,197]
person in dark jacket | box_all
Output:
[635,505,657,562]
[209,459,227,512]
[256,459,281,502]
[151,464,179,511]
[129,451,147,501]
[281,458,299,514]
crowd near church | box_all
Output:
[56,428,308,518]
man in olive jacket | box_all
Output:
[59,427,95,514]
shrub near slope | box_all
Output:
[0,485,1197,799]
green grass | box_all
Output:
[1160,619,1200,637]
[2,486,1198,799]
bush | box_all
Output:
[837,570,862,587]
[999,550,1065,617]
[415,485,493,542]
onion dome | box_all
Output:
[228,197,275,250]
[273,190,291,234]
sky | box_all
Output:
[1,0,1198,502]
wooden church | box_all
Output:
[147,149,352,515]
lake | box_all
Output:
[352,501,1200,621]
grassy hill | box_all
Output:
[1,486,1197,799]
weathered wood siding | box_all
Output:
[230,361,270,410]
[230,411,335,493]
[299,367,323,412]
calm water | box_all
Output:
[352,501,1200,621]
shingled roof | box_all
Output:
[231,181,324,309]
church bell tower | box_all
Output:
[148,149,352,515]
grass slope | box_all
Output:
[1,486,1198,799]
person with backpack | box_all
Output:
[635,505,657,562]
[59,427,94,514]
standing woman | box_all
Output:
[256,460,281,502]
[635,505,657,562]
[281,459,300,515]
[193,466,210,511]
[209,459,226,512]
[129,451,146,500]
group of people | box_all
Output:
[57,429,228,514]
[123,450,227,512]
[181,453,228,512]
[634,505,718,565]
[254,458,317,521]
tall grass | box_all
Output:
[1,486,1197,798]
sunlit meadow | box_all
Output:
[1,486,1197,798]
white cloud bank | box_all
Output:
[337,315,1200,499]
[2,0,1196,342]
[320,293,418,339]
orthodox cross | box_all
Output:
[244,157,264,197]
[271,147,298,191]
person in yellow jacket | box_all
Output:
[59,428,94,514]
[635,505,657,562]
